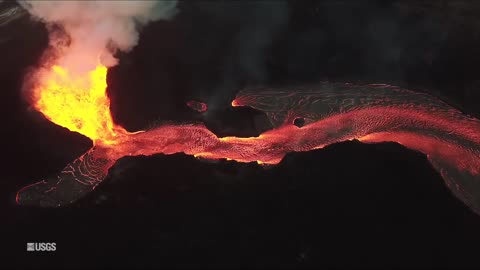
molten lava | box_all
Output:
[32,65,127,144]
[18,70,480,216]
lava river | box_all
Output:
[17,79,480,214]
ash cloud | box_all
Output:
[18,0,178,74]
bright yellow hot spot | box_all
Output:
[34,65,126,144]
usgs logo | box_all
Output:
[27,242,56,252]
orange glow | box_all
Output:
[33,65,127,144]
[19,80,480,214]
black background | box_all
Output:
[2,1,480,269]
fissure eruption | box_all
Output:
[18,69,480,214]
[15,1,480,215]
[31,64,129,144]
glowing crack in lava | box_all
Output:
[17,76,480,214]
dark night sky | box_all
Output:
[2,1,480,269]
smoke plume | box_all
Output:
[18,0,178,74]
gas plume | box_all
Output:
[19,0,177,73]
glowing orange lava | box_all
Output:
[19,77,480,215]
[32,65,128,144]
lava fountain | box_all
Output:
[31,64,129,145]
[17,71,480,215]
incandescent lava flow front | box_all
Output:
[17,65,480,215]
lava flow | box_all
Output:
[18,70,480,215]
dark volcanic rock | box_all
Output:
[61,141,480,269]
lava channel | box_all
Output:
[17,82,480,215]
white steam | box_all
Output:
[18,0,177,73]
